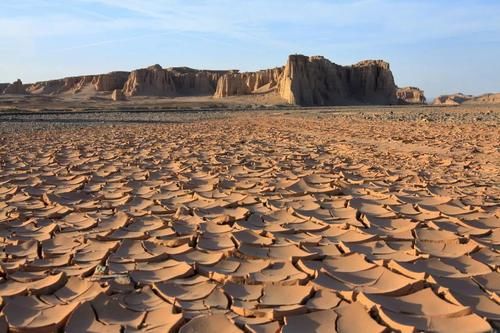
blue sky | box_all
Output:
[1,0,499,98]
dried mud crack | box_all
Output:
[0,107,498,332]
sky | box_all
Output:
[1,0,499,98]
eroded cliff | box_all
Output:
[397,87,426,104]
[122,65,175,97]
[3,54,414,106]
[92,72,130,92]
[170,67,228,96]
[214,68,283,98]
[3,79,26,94]
[122,65,228,97]
[215,55,398,106]
[26,72,130,95]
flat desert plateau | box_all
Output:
[0,104,499,332]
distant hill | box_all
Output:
[433,93,500,106]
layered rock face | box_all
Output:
[2,54,409,106]
[122,65,228,97]
[214,55,398,106]
[2,66,227,99]
[277,56,398,105]
[397,87,426,104]
[350,60,398,104]
[28,76,89,95]
[3,79,26,94]
[92,72,129,91]
[214,68,283,98]
[122,65,176,97]
[170,67,228,96]
[27,72,130,95]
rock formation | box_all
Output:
[214,68,283,98]
[432,93,473,106]
[3,79,26,94]
[2,66,226,98]
[92,72,130,92]
[122,65,176,97]
[397,87,426,104]
[214,55,398,106]
[1,54,419,106]
[433,92,500,106]
[34,78,61,95]
[111,89,126,101]
[122,65,227,97]
[170,67,228,96]
[0,83,9,93]
[28,76,88,95]
[277,56,397,106]
[26,72,130,95]
[348,60,399,105]
[470,93,500,104]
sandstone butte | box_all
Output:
[396,87,426,104]
[0,54,431,106]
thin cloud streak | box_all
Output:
[3,0,499,42]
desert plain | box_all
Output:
[0,101,498,332]
[0,51,499,333]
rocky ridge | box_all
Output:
[214,68,283,98]
[433,93,500,106]
[214,56,400,105]
[23,72,129,95]
[120,65,229,97]
[433,93,473,106]
[2,79,26,94]
[396,87,426,104]
[276,56,398,106]
[2,54,419,106]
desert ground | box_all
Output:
[0,104,499,332]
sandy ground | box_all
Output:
[0,106,499,332]
[0,93,289,113]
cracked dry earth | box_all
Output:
[0,111,499,333]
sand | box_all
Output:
[0,105,498,332]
